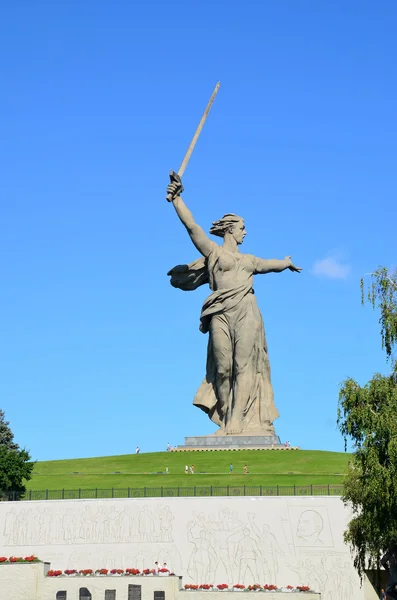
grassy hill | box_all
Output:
[29,449,350,491]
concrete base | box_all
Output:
[177,433,285,451]
[0,563,322,600]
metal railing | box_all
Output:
[5,484,343,501]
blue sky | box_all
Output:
[1,1,396,461]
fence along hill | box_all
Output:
[18,449,349,499]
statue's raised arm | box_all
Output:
[167,181,214,258]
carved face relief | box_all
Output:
[297,510,323,537]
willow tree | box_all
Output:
[337,267,397,581]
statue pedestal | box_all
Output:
[175,433,289,451]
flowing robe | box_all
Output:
[168,244,279,433]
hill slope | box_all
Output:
[29,450,350,491]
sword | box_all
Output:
[166,81,220,201]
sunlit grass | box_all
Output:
[28,449,350,491]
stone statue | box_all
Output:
[167,180,302,436]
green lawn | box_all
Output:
[28,449,350,491]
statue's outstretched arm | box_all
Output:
[167,181,214,258]
[254,256,302,274]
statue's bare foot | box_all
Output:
[224,421,242,435]
[211,421,243,435]
[211,428,226,436]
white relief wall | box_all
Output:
[0,496,363,599]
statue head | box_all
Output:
[210,214,246,244]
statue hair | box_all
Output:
[209,214,243,238]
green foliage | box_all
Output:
[339,266,397,581]
[0,409,19,451]
[0,446,34,498]
[0,410,34,498]
[361,267,397,363]
[338,371,397,577]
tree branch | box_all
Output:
[363,272,397,289]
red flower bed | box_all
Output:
[0,556,40,564]
[247,585,262,591]
[1,556,311,592]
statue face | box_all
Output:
[230,220,246,245]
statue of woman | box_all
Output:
[167,179,302,435]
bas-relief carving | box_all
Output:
[2,503,175,546]
[0,497,362,599]
[288,506,334,547]
[287,552,356,600]
[248,513,284,583]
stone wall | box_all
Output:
[0,496,370,599]
[0,563,322,600]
